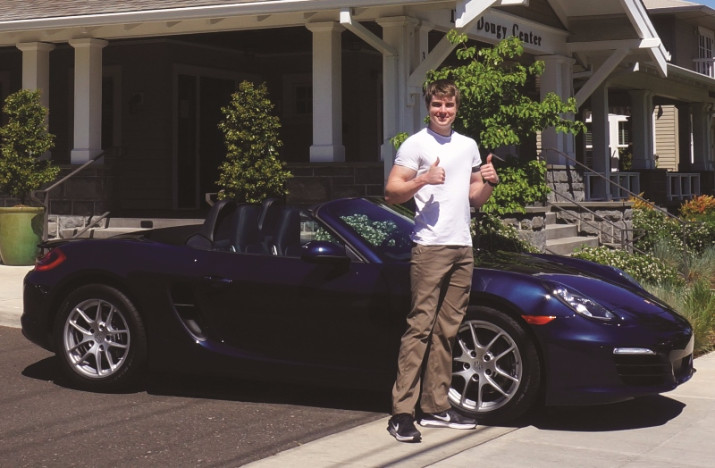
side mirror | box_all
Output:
[301,241,350,264]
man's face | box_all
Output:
[428,93,457,136]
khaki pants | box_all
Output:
[391,244,473,415]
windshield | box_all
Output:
[319,198,414,262]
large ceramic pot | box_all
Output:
[0,206,44,265]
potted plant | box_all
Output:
[0,89,59,265]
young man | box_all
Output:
[384,79,499,443]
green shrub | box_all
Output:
[216,81,291,203]
[633,205,714,255]
[0,89,58,205]
[473,213,538,253]
[573,246,683,287]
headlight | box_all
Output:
[552,286,617,322]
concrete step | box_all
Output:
[545,235,599,256]
[545,223,578,241]
[545,211,557,225]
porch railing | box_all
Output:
[543,147,686,253]
[667,172,701,201]
[30,151,107,242]
[583,171,640,201]
[693,58,715,78]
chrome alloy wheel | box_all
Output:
[62,298,131,379]
[449,319,523,414]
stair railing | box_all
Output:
[541,147,687,253]
[30,151,107,242]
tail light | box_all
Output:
[35,248,66,271]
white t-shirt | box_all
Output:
[394,127,481,246]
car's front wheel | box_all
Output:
[54,284,147,391]
[449,306,541,424]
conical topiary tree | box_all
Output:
[216,80,291,203]
[0,89,58,205]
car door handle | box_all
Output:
[202,276,233,288]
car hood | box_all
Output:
[477,250,689,328]
[476,250,616,279]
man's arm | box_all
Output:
[384,158,444,205]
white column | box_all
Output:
[540,54,575,165]
[376,16,419,178]
[69,38,108,164]
[692,102,714,171]
[629,89,656,170]
[306,22,345,163]
[591,85,611,200]
[16,42,55,108]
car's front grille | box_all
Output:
[614,353,693,386]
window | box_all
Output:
[696,27,715,78]
[283,74,312,122]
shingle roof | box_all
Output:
[0,0,265,22]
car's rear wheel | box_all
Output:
[54,284,147,391]
[449,306,541,424]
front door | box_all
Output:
[175,71,246,210]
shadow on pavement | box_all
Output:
[24,354,684,433]
[22,355,390,414]
[526,394,685,431]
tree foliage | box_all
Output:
[0,89,58,205]
[428,33,585,151]
[216,81,291,203]
[482,157,549,215]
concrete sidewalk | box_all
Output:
[245,353,715,467]
[0,264,32,329]
[2,264,714,467]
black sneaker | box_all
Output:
[387,413,422,443]
[419,409,477,429]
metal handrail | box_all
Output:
[548,190,638,253]
[30,151,106,241]
[69,211,111,239]
[541,147,687,252]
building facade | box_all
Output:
[0,0,712,217]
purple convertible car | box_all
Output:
[22,197,694,423]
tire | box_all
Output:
[449,306,541,424]
[54,284,147,392]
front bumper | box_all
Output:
[538,318,695,406]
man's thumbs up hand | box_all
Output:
[480,153,499,187]
[426,157,445,185]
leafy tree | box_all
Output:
[428,34,585,215]
[216,81,291,203]
[0,89,58,205]
[429,33,584,151]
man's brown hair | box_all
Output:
[424,79,460,109]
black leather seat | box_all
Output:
[233,204,266,254]
[258,198,283,254]
[273,207,302,257]
[186,199,237,251]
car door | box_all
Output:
[190,232,408,377]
